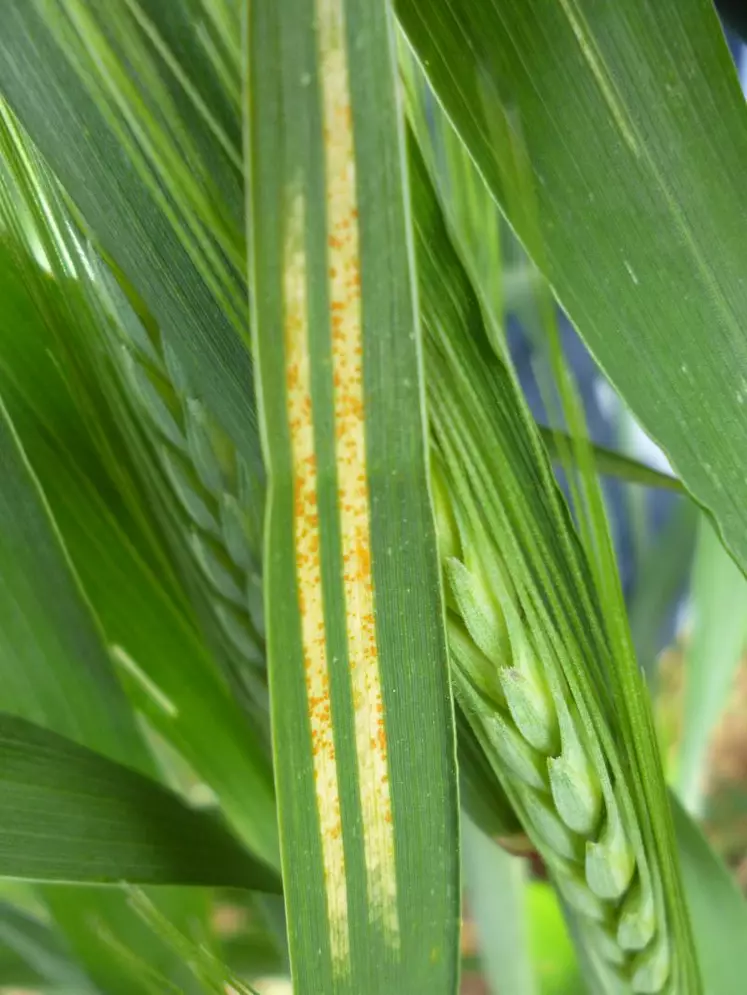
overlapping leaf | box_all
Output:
[0,714,281,892]
[396,0,747,579]
[0,111,278,868]
[0,386,210,994]
[0,0,259,462]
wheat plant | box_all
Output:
[0,1,746,994]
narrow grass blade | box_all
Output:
[0,713,281,892]
[42,887,212,995]
[247,3,460,991]
[0,4,269,988]
[677,519,747,814]
[462,814,536,995]
[396,0,747,578]
[0,395,148,768]
[31,436,278,865]
[400,40,505,357]
[537,428,684,494]
[109,888,259,995]
[0,55,266,726]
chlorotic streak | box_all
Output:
[283,192,350,972]
[317,0,400,945]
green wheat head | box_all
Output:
[411,131,696,993]
[97,266,268,705]
[436,467,668,992]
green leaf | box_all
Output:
[247,2,459,992]
[0,713,280,892]
[0,2,270,989]
[0,373,207,993]
[0,101,278,867]
[673,796,747,995]
[676,519,747,814]
[400,41,506,358]
[42,887,212,995]
[30,434,278,865]
[396,0,747,578]
[537,428,684,494]
[0,393,148,768]
[109,889,259,995]
[0,0,260,467]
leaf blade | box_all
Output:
[396,0,747,578]
[0,312,209,995]
[247,2,460,991]
[673,795,747,995]
[0,713,281,892]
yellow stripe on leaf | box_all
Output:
[283,192,350,972]
[317,0,400,945]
